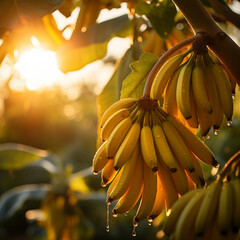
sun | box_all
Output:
[14,47,64,91]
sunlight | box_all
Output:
[14,48,63,91]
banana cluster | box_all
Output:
[163,166,240,240]
[151,48,235,138]
[92,97,218,226]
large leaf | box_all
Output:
[0,0,63,37]
[0,184,51,221]
[120,53,158,99]
[57,14,133,72]
[136,0,177,40]
[0,143,48,170]
[96,43,141,147]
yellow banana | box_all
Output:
[170,159,189,196]
[106,116,132,158]
[161,120,195,173]
[92,141,109,174]
[114,119,141,170]
[231,178,240,232]
[192,57,212,114]
[166,115,218,167]
[113,156,144,215]
[100,98,137,127]
[175,189,205,240]
[151,49,191,100]
[157,161,179,209]
[211,62,233,122]
[195,181,222,236]
[148,173,165,222]
[107,143,139,203]
[176,53,195,119]
[101,159,117,187]
[133,162,157,223]
[163,188,203,236]
[140,112,158,172]
[164,66,182,116]
[218,181,234,234]
[152,120,177,172]
[101,107,131,142]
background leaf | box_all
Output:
[136,0,177,40]
[120,53,159,99]
[0,143,48,170]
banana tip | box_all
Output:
[199,177,206,187]
[152,166,158,173]
[212,159,219,168]
[170,168,177,173]
[189,167,195,173]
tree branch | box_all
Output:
[172,0,240,85]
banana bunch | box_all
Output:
[151,47,235,138]
[92,97,218,228]
[141,27,190,57]
[163,158,240,240]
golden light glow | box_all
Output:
[14,48,63,91]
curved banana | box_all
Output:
[133,162,157,223]
[175,189,205,240]
[166,115,218,167]
[161,120,195,173]
[192,57,212,114]
[100,98,137,127]
[114,119,141,170]
[107,143,139,203]
[163,188,203,236]
[106,116,132,158]
[140,112,158,172]
[195,181,222,236]
[176,53,195,119]
[112,156,144,215]
[218,181,234,234]
[231,178,240,232]
[151,50,190,100]
[92,141,109,174]
[101,108,131,141]
[101,159,117,187]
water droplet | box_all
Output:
[92,170,98,175]
[227,120,232,127]
[133,220,138,227]
[232,95,235,100]
[202,134,210,140]
[147,217,153,224]
[132,228,137,237]
[112,212,118,218]
[101,182,107,187]
[214,129,219,135]
[124,212,129,216]
[106,203,110,232]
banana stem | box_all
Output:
[219,150,240,180]
[142,33,201,98]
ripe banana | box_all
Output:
[101,158,117,187]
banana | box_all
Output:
[106,116,133,158]
[163,188,203,236]
[230,178,240,232]
[170,159,189,196]
[152,119,177,172]
[176,53,195,119]
[164,66,182,116]
[175,189,205,240]
[112,155,144,215]
[101,107,131,141]
[107,143,139,203]
[186,174,196,191]
[114,117,141,170]
[166,114,218,167]
[192,56,212,114]
[211,62,233,122]
[218,181,234,234]
[100,98,137,128]
[151,49,191,100]
[157,161,179,209]
[101,159,117,187]
[195,181,222,236]
[140,112,158,172]
[161,120,195,173]
[92,141,109,174]
[148,173,165,221]
[133,161,157,223]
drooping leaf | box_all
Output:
[0,184,51,221]
[136,0,177,40]
[0,143,49,170]
[96,43,141,147]
[120,53,159,99]
[57,14,133,72]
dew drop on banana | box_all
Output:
[227,120,232,127]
